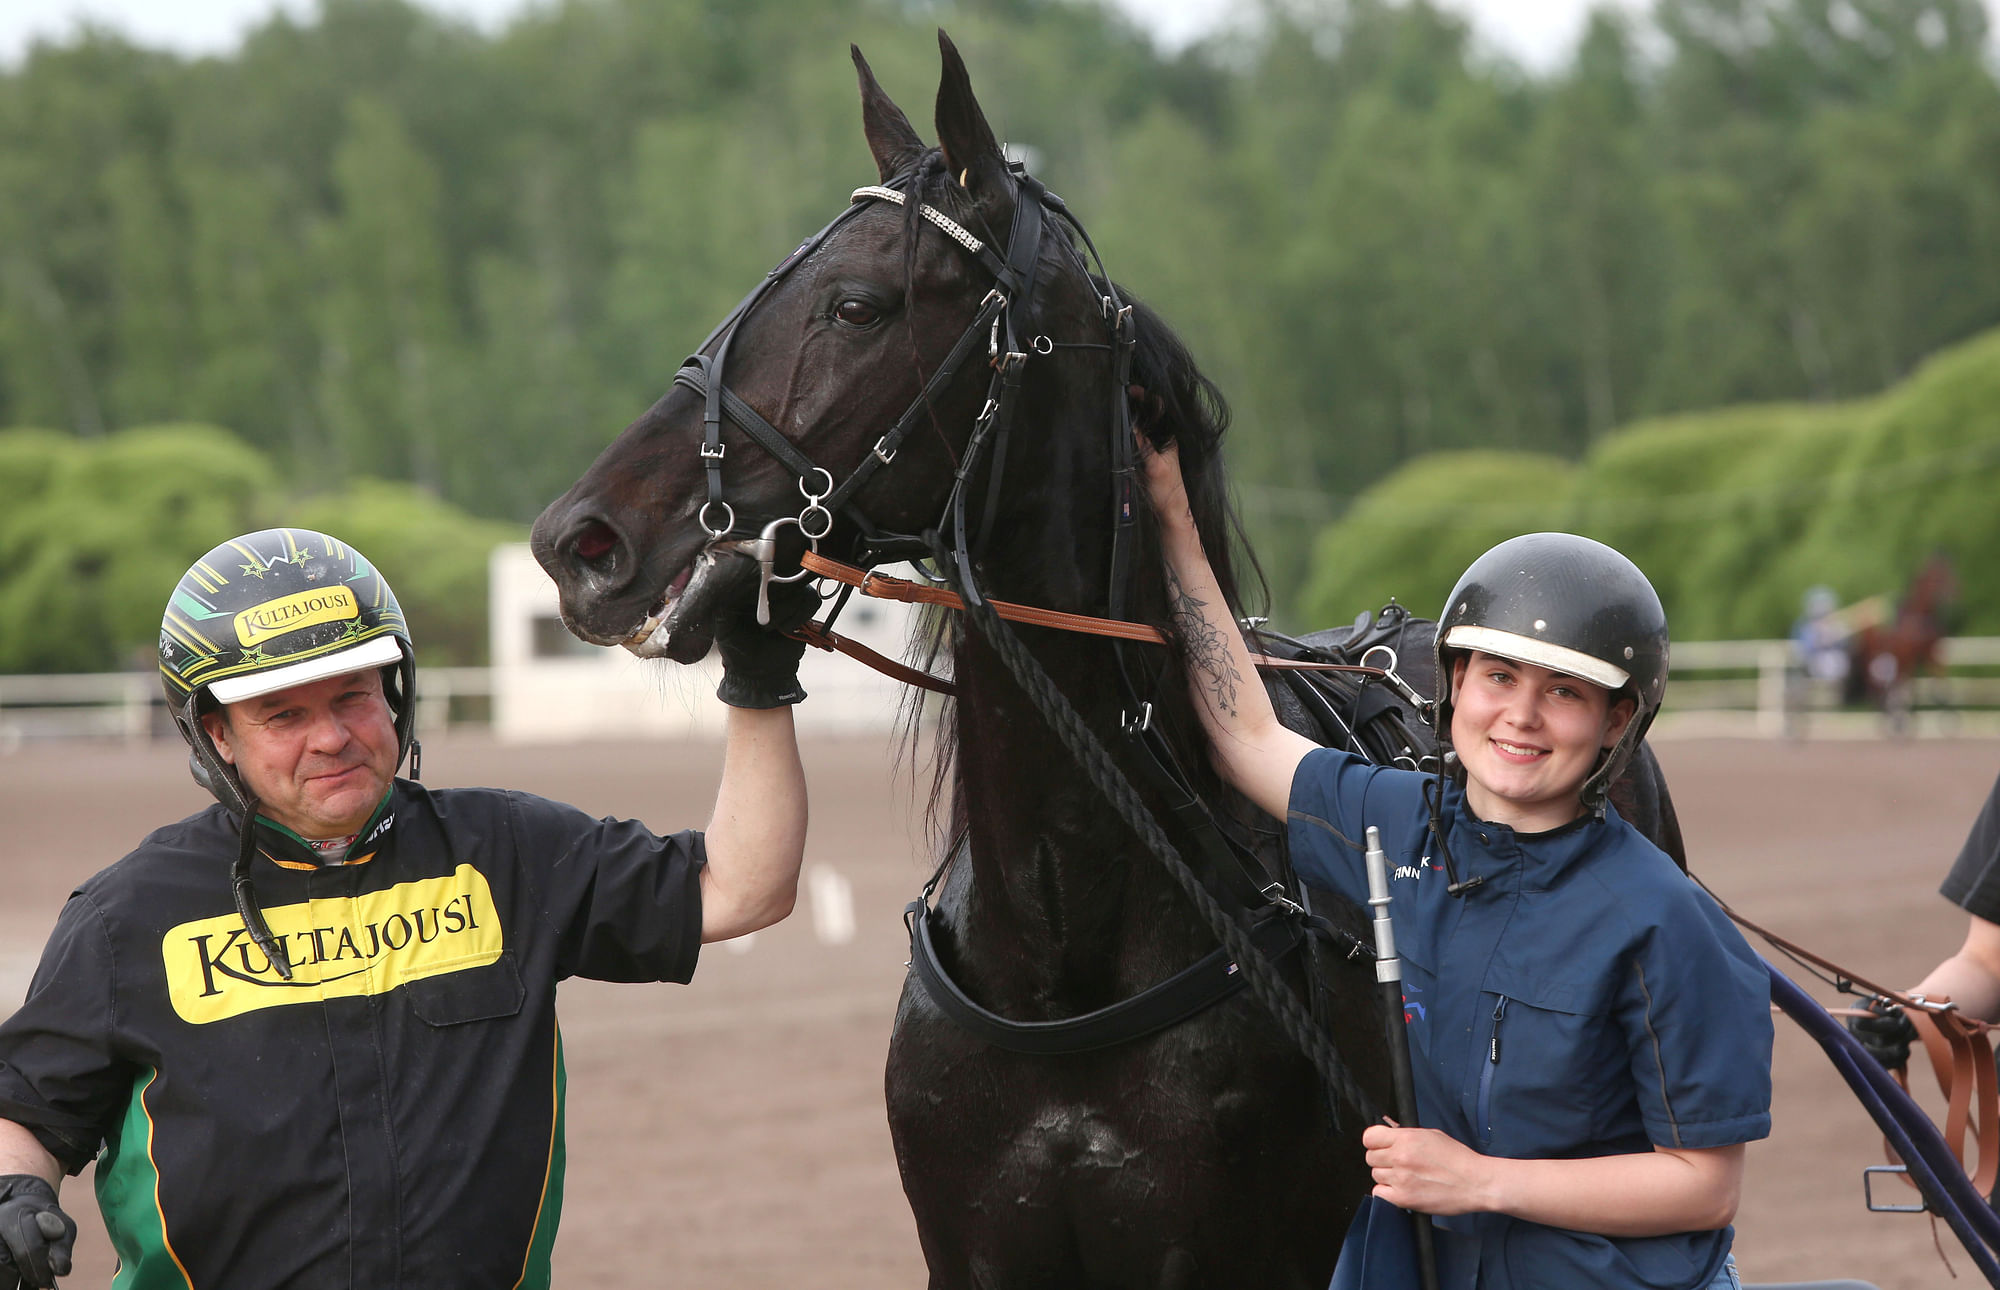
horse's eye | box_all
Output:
[834,299,880,327]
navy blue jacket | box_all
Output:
[1291,748,1772,1290]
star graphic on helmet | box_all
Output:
[241,560,268,579]
[241,644,272,665]
[341,620,365,640]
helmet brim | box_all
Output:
[206,635,406,704]
[1441,625,1630,692]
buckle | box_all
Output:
[1260,883,1305,916]
[1121,702,1154,735]
[1862,1165,1925,1213]
[699,442,726,462]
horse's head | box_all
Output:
[531,32,1087,661]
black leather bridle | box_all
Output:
[667,158,1099,600]
[663,155,1357,1054]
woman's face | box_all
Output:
[1449,651,1635,833]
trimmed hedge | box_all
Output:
[0,425,520,673]
[1299,328,2000,642]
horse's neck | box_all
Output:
[944,505,1204,980]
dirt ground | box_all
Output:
[3,730,1997,1288]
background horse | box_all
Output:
[530,34,1684,1286]
[1845,553,1958,728]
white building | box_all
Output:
[487,543,931,742]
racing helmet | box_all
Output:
[159,528,417,815]
[1434,532,1668,811]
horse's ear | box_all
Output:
[933,30,1007,195]
[853,45,927,182]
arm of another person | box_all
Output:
[1143,440,1317,819]
[1911,912,2000,1022]
[697,704,807,943]
[1362,1126,1743,1235]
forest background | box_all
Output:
[5,0,2000,672]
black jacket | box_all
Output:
[0,779,704,1288]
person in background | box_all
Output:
[0,527,813,1289]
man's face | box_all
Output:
[201,667,400,839]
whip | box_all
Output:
[1366,824,1441,1290]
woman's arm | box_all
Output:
[1143,440,1317,819]
[1362,1123,1745,1236]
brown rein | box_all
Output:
[1701,882,1999,1200]
[791,550,1399,697]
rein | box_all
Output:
[1701,877,2000,1203]
[791,548,1433,704]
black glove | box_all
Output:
[1846,997,1919,1071]
[0,1175,76,1289]
[713,578,817,710]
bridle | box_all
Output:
[665,155,1125,621]
[656,152,1382,1112]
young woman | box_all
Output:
[1143,443,1772,1290]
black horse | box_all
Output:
[531,34,1685,1287]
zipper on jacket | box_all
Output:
[1477,995,1508,1144]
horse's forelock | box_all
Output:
[1119,288,1266,623]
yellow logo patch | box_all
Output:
[234,586,359,647]
[163,865,504,1025]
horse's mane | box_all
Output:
[890,253,1270,841]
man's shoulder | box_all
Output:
[64,804,238,918]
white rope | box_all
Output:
[851,186,984,254]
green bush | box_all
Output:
[290,479,522,666]
[0,425,522,672]
[1298,451,1578,630]
[1300,326,2000,643]
[0,425,275,672]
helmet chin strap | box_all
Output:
[178,694,297,982]
[228,798,293,982]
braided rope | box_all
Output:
[945,547,1379,1127]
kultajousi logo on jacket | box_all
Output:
[161,865,504,1024]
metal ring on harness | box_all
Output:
[699,500,736,539]
[1358,642,1435,713]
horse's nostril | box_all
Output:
[574,520,617,564]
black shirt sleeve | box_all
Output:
[0,893,133,1174]
[502,791,706,984]
[1940,769,2000,921]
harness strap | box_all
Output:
[1905,1006,2000,1199]
[905,899,1321,1054]
[1704,877,2000,1200]
[797,550,1414,680]
[793,620,956,697]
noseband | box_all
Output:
[664,159,1136,619]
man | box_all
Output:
[0,528,812,1288]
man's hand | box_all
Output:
[0,1175,75,1289]
[1846,997,1919,1071]
[714,579,816,710]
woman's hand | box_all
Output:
[1362,1122,1496,1217]
[1136,430,1195,539]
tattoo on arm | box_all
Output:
[1166,568,1243,718]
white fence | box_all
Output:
[0,667,497,749]
[9,639,2000,745]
